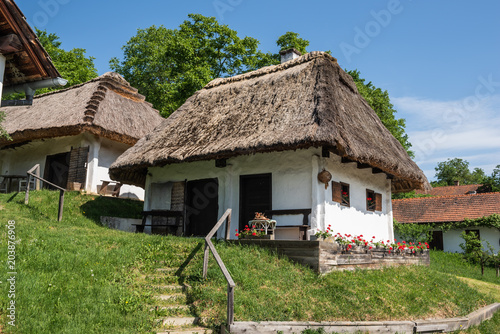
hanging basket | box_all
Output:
[317,169,332,189]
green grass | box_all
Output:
[0,190,499,333]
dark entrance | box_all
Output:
[429,230,444,251]
[239,173,272,230]
[185,178,219,236]
[43,152,70,189]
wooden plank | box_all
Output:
[331,181,341,203]
[375,193,382,211]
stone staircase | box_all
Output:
[142,265,213,334]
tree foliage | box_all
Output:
[276,31,309,54]
[433,158,492,187]
[393,221,433,244]
[110,14,412,153]
[110,14,276,117]
[35,29,98,94]
[348,70,413,157]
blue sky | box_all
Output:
[17,0,500,181]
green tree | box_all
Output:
[35,29,98,93]
[110,14,273,117]
[459,231,493,276]
[433,158,487,186]
[348,70,413,157]
[478,165,500,192]
[276,31,309,54]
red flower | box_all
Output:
[388,250,391,254]
[342,191,347,195]
[235,233,239,237]
[367,197,372,201]
[252,232,256,236]
[372,236,376,239]
[235,229,238,232]
[426,244,430,249]
[369,246,373,250]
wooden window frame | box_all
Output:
[366,189,376,212]
[340,182,350,207]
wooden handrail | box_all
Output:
[202,209,235,325]
[25,164,65,221]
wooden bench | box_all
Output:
[264,209,312,241]
[133,210,183,235]
[98,180,122,197]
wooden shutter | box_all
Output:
[375,193,382,211]
[331,181,341,203]
[67,146,89,188]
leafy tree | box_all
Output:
[479,165,500,192]
[110,15,413,154]
[276,31,309,54]
[433,158,489,186]
[459,231,494,276]
[110,14,273,117]
[393,221,433,244]
[348,70,413,157]
[35,29,98,94]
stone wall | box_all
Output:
[234,240,429,274]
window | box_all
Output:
[366,189,376,211]
[366,190,382,212]
[332,181,349,207]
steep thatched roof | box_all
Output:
[0,0,61,86]
[0,72,164,146]
[110,52,429,192]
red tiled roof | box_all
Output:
[415,184,481,197]
[392,192,500,223]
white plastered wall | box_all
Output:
[321,154,394,242]
[146,147,394,240]
[443,228,500,254]
[0,134,144,200]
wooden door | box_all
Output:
[239,174,272,230]
[185,178,219,236]
[429,230,444,251]
[43,152,70,190]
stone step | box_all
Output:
[157,316,199,327]
[150,304,191,317]
[146,284,187,292]
[156,327,212,334]
[154,293,187,304]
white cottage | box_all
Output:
[110,50,429,239]
[0,72,164,199]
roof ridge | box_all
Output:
[33,72,146,102]
[393,192,500,202]
[204,51,337,89]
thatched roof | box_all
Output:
[110,52,430,192]
[0,0,61,86]
[0,72,164,146]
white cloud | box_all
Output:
[393,94,500,181]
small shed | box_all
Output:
[0,72,164,199]
[110,51,429,238]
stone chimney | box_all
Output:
[454,180,460,186]
[279,48,302,63]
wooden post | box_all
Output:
[24,173,30,204]
[35,165,40,190]
[225,210,231,240]
[57,190,65,221]
[203,242,209,279]
[227,284,234,325]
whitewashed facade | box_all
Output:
[145,147,393,240]
[0,133,144,199]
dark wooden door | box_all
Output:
[43,152,70,190]
[429,230,444,251]
[186,178,219,236]
[239,174,272,230]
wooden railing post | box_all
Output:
[58,190,65,222]
[225,211,231,240]
[227,284,234,325]
[35,165,40,190]
[203,209,235,325]
[203,242,209,279]
[24,173,30,205]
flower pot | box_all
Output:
[241,234,274,240]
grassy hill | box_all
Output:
[0,190,499,333]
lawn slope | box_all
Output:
[0,190,498,333]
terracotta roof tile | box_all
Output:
[415,184,481,197]
[392,192,500,223]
